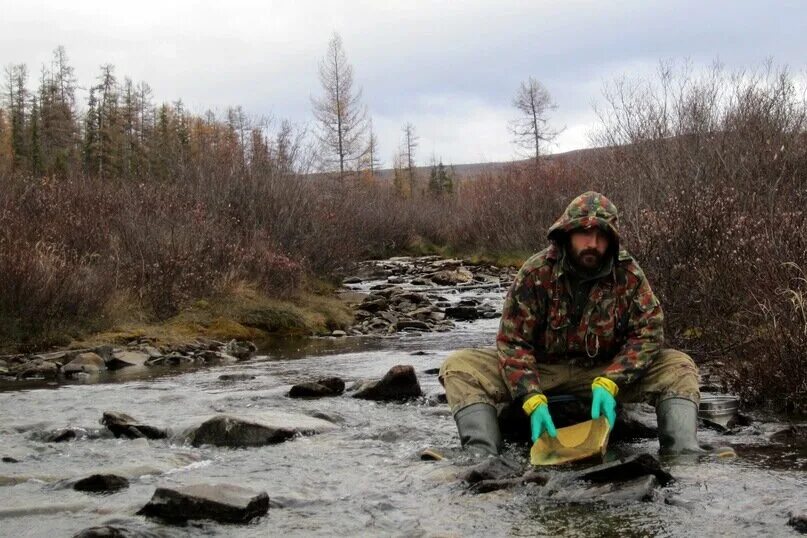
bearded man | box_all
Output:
[439,191,732,457]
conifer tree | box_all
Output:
[311,33,366,180]
[4,64,29,171]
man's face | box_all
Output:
[568,228,610,270]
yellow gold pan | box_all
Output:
[530,417,611,466]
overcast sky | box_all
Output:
[2,1,806,166]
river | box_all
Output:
[0,268,805,537]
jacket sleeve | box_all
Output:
[600,272,664,387]
[496,266,547,401]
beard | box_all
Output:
[571,247,604,271]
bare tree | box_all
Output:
[509,77,560,163]
[311,33,366,180]
[402,122,418,195]
[360,117,381,177]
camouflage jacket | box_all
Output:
[496,192,664,401]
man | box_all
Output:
[439,191,731,457]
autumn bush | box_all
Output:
[423,61,806,412]
[1,59,804,411]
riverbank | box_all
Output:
[0,256,515,384]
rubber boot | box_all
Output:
[454,402,503,456]
[656,398,735,457]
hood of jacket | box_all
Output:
[547,191,621,253]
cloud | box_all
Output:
[2,0,807,164]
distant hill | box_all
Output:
[371,146,608,181]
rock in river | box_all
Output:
[352,365,423,401]
[73,523,163,537]
[105,351,149,370]
[569,453,672,486]
[101,411,167,440]
[137,483,269,524]
[789,511,807,534]
[540,454,672,504]
[73,474,129,493]
[63,352,106,375]
[288,377,346,398]
[430,268,473,285]
[190,412,337,447]
[13,360,59,380]
[444,306,480,321]
[550,475,660,504]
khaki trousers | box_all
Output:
[439,347,700,415]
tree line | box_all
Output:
[2,36,559,194]
[1,47,309,183]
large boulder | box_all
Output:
[224,340,256,361]
[63,352,106,375]
[190,412,337,448]
[359,297,388,313]
[106,351,149,370]
[137,483,269,524]
[352,365,422,401]
[430,268,473,286]
[101,411,167,440]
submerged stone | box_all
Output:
[73,474,129,493]
[469,470,550,494]
[46,428,78,443]
[461,456,523,484]
[549,474,659,504]
[73,524,162,537]
[570,453,672,486]
[352,365,422,401]
[218,373,256,381]
[190,412,336,447]
[136,483,269,524]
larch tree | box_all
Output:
[4,64,29,171]
[39,46,78,176]
[361,118,381,177]
[94,64,122,178]
[0,110,9,172]
[402,122,418,196]
[311,32,366,181]
[509,76,560,164]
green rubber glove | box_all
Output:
[529,404,558,443]
[591,376,618,429]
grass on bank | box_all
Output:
[403,235,530,269]
[1,281,354,354]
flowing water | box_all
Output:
[1,276,805,537]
